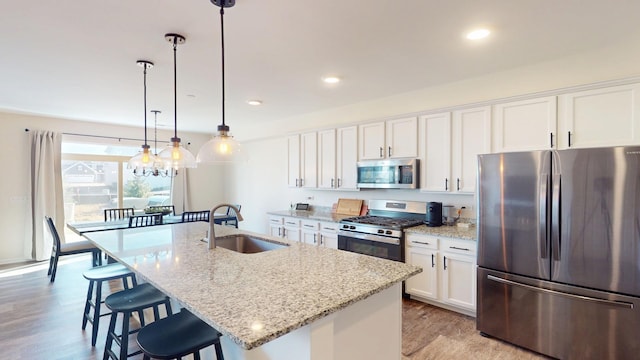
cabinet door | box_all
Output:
[287,135,300,187]
[270,225,284,238]
[406,247,439,300]
[559,83,640,148]
[336,126,358,190]
[387,117,418,158]
[420,112,452,192]
[359,122,385,160]
[300,132,317,188]
[320,232,338,249]
[318,129,337,189]
[301,230,319,245]
[441,252,476,312]
[452,106,491,193]
[493,96,557,152]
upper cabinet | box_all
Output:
[336,126,359,190]
[493,96,557,152]
[452,106,491,194]
[359,117,418,160]
[317,129,336,189]
[420,112,452,192]
[287,132,317,188]
[558,83,640,148]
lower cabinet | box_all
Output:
[301,220,338,249]
[405,233,477,316]
[269,216,301,241]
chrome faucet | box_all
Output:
[207,204,244,249]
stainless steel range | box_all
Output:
[338,200,426,262]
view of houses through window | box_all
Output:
[61,141,173,241]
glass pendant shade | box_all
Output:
[159,138,197,170]
[128,145,159,172]
[197,131,245,163]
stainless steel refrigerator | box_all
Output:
[477,146,640,360]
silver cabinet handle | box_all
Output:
[388,146,392,157]
[319,234,323,245]
[379,147,383,158]
[299,178,304,187]
[278,228,282,237]
[331,178,334,188]
[337,178,341,188]
[295,179,299,187]
[456,178,460,191]
[412,241,430,245]
[445,178,448,191]
[568,131,572,147]
[431,254,435,268]
[443,256,447,270]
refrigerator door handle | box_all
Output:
[487,275,633,309]
[539,174,549,259]
[551,174,561,261]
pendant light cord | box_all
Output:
[172,38,178,139]
[143,64,149,146]
[220,7,226,129]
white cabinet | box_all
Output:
[419,112,452,192]
[359,117,418,160]
[452,106,491,194]
[440,238,476,312]
[558,83,640,148]
[287,132,317,188]
[287,135,300,188]
[269,215,301,241]
[300,132,317,188]
[405,235,439,300]
[336,126,358,190]
[301,220,320,245]
[386,117,418,158]
[359,121,386,160]
[317,126,358,190]
[405,233,476,316]
[493,96,557,152]
[319,221,339,249]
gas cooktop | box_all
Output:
[341,215,424,229]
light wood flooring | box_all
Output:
[0,254,548,360]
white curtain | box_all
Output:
[29,130,64,261]
[171,167,191,214]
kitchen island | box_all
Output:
[84,222,421,360]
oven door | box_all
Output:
[337,230,403,262]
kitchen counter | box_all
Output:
[405,224,477,240]
[84,222,420,358]
[267,209,353,223]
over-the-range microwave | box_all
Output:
[356,158,419,189]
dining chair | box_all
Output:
[45,216,101,282]
[223,204,241,228]
[104,208,135,222]
[136,308,225,360]
[128,213,163,228]
[181,210,210,222]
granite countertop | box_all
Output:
[85,223,421,350]
[267,209,353,223]
[405,224,477,240]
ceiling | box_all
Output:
[2,0,640,139]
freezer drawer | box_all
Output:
[477,267,640,360]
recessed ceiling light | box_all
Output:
[466,28,490,40]
[323,76,341,84]
[246,99,262,106]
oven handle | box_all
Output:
[337,230,400,245]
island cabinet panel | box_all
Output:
[405,233,477,316]
[558,83,640,148]
[492,96,557,152]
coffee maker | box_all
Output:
[425,202,443,227]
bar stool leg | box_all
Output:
[119,311,130,360]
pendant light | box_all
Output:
[197,0,245,163]
[128,60,160,176]
[158,33,197,170]
[150,110,173,177]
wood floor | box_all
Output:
[0,255,547,360]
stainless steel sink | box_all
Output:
[215,234,288,253]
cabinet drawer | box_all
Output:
[269,216,283,225]
[319,221,339,233]
[301,220,319,231]
[283,217,300,227]
[441,238,476,255]
[406,234,438,250]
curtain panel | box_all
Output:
[29,130,64,261]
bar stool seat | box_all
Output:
[136,309,225,360]
[103,283,172,360]
[82,263,137,346]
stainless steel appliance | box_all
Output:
[338,199,426,262]
[477,146,640,359]
[356,158,419,189]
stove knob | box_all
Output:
[350,226,356,230]
[377,229,384,234]
[385,230,392,235]
[342,225,349,229]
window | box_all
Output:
[62,142,173,224]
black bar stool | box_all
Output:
[82,263,137,346]
[103,283,173,360]
[136,309,225,360]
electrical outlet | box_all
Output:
[306,196,314,200]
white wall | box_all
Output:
[0,112,226,264]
